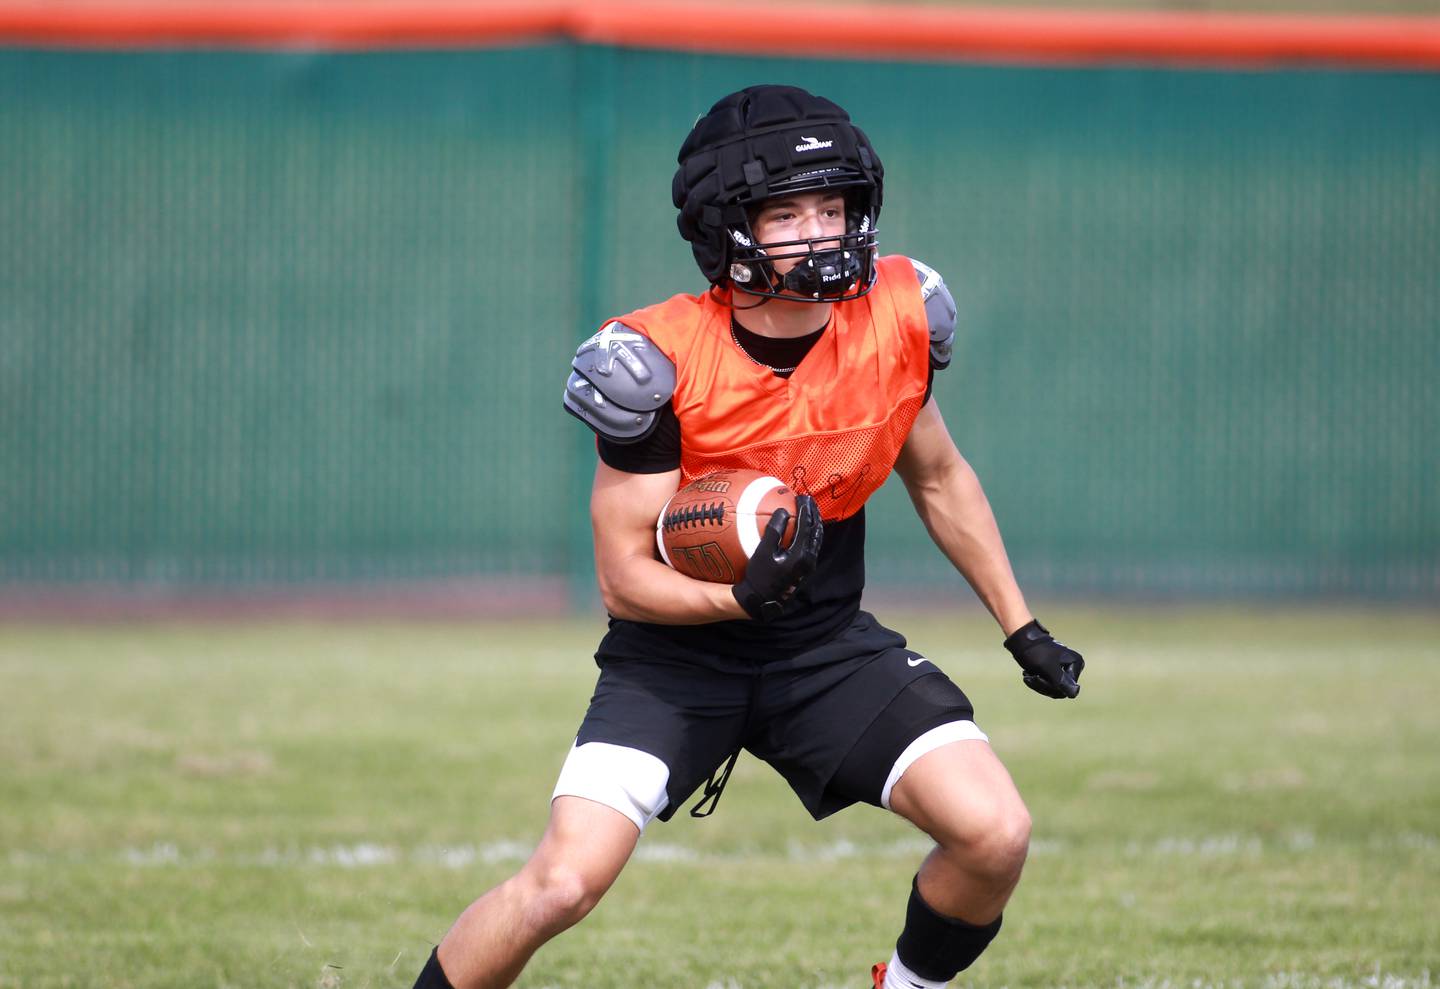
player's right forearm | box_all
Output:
[596,556,749,625]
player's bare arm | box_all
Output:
[590,461,749,624]
[592,462,823,624]
[895,399,1087,699]
[894,398,1033,636]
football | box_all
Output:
[656,469,798,584]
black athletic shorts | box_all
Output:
[574,610,978,821]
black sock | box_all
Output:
[895,876,1004,983]
[411,947,456,989]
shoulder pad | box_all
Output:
[562,321,677,444]
[909,258,956,371]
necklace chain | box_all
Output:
[729,319,798,375]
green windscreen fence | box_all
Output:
[2,47,1437,599]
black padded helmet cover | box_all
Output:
[672,85,884,287]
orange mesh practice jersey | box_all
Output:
[619,255,931,522]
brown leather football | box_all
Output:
[656,469,798,584]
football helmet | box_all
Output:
[673,85,884,302]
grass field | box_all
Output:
[2,606,1437,989]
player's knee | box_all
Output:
[989,804,1031,879]
[934,803,1030,885]
[525,864,606,932]
[973,804,1030,885]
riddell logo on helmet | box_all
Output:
[794,135,834,153]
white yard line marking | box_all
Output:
[8,831,1436,871]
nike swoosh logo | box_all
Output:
[907,657,927,667]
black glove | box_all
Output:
[1003,620,1084,699]
[732,495,823,622]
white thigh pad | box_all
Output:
[552,741,672,832]
[880,720,990,810]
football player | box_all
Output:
[412,84,1085,989]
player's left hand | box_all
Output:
[1003,620,1084,699]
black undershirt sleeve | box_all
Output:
[596,405,682,473]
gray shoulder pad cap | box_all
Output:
[909,257,956,370]
[562,321,677,444]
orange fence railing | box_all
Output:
[2,1,1439,69]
